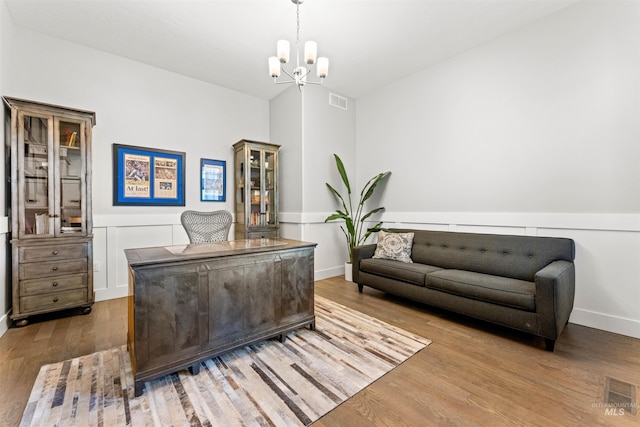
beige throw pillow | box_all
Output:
[372,230,414,263]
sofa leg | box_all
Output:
[357,283,363,293]
[545,338,556,352]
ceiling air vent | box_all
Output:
[329,93,348,110]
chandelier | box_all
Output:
[268,0,329,90]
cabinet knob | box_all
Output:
[52,250,58,255]
[53,297,59,303]
[52,282,58,287]
[52,266,58,271]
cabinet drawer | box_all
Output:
[20,273,87,296]
[20,259,87,280]
[20,243,87,263]
[20,288,88,313]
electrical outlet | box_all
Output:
[93,262,100,272]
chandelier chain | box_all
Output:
[296,1,301,67]
[296,2,301,45]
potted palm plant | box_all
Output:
[325,154,391,281]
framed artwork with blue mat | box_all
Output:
[112,144,185,206]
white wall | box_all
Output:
[1,23,270,307]
[0,0,13,335]
[354,0,640,338]
[270,86,303,214]
[272,84,357,280]
[359,0,639,214]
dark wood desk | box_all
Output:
[125,238,316,396]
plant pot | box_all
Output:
[344,262,353,282]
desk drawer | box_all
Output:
[20,259,87,280]
[20,288,88,313]
[20,243,87,263]
[20,273,87,296]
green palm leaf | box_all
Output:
[324,154,391,264]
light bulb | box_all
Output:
[277,40,290,63]
[269,57,281,78]
[304,41,317,64]
[316,57,329,78]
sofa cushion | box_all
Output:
[373,230,414,263]
[360,258,441,286]
[426,270,536,311]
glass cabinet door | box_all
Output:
[19,112,54,238]
[234,148,246,229]
[247,148,277,227]
[57,120,86,235]
[264,150,276,226]
[16,112,88,239]
[249,148,263,226]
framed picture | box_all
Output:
[200,158,226,202]
[112,144,185,206]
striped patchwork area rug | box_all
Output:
[20,295,431,426]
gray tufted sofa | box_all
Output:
[352,229,575,351]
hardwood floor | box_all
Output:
[0,297,128,426]
[1,276,638,426]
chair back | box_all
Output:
[180,210,232,244]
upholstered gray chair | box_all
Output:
[180,210,233,244]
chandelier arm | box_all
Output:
[299,67,327,85]
[302,80,325,86]
[280,66,296,80]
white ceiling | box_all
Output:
[4,0,580,100]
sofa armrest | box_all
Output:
[534,260,575,340]
[352,244,377,283]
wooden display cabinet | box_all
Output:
[232,140,280,239]
[3,96,95,326]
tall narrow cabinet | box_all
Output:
[233,140,280,239]
[3,97,95,326]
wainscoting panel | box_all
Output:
[284,211,640,339]
[9,212,634,339]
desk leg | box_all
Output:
[189,363,201,375]
[134,381,144,397]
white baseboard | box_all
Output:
[95,287,128,302]
[0,310,10,336]
[314,266,345,281]
[570,308,640,339]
